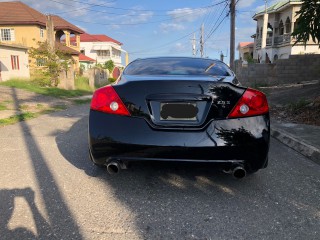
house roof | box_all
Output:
[51,15,84,34]
[55,43,80,55]
[79,53,95,62]
[238,42,254,48]
[0,1,46,26]
[253,0,302,19]
[0,1,84,34]
[70,33,122,45]
[237,42,254,50]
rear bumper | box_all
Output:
[88,111,270,171]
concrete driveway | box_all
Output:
[0,104,319,240]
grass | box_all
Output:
[73,99,91,105]
[75,76,93,91]
[0,102,8,111]
[0,105,68,127]
[0,79,93,98]
[288,99,311,111]
[0,112,38,126]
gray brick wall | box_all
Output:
[235,54,320,87]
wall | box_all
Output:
[235,54,320,87]
[0,25,46,48]
[0,45,30,81]
[58,66,75,90]
[83,68,109,88]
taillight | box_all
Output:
[90,86,130,116]
[228,88,269,118]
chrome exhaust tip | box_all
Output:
[232,166,246,179]
[106,162,120,175]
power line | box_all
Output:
[204,3,229,43]
[48,0,227,13]
[54,3,210,17]
[49,0,227,26]
[129,30,197,55]
[203,3,226,39]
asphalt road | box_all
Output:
[1,104,319,240]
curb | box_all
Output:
[271,127,320,165]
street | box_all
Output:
[1,104,319,240]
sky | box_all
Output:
[1,0,277,64]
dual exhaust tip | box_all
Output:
[106,161,247,179]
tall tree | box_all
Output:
[292,0,320,46]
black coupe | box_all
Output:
[89,57,270,179]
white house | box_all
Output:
[71,33,124,67]
[0,43,30,81]
[252,0,320,63]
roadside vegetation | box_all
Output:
[0,105,67,127]
[0,78,93,98]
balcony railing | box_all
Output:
[274,33,291,45]
[266,37,272,46]
[256,39,262,48]
[255,33,291,49]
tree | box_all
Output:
[104,60,115,73]
[292,0,320,46]
[29,41,74,86]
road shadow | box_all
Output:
[0,188,51,239]
[57,115,320,239]
[0,88,83,239]
[56,116,106,178]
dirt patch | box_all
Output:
[261,83,320,126]
[0,86,73,121]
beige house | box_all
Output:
[238,42,254,64]
[0,1,84,74]
[252,0,320,63]
[0,43,30,81]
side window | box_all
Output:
[40,27,44,38]
[1,28,15,41]
[11,55,20,70]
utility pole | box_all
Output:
[46,15,55,52]
[192,33,196,56]
[220,51,226,62]
[261,0,268,63]
[230,0,236,70]
[200,23,204,58]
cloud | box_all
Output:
[76,25,87,32]
[160,23,185,33]
[167,7,208,23]
[237,0,256,9]
[255,0,279,13]
[236,27,256,42]
[169,42,189,54]
[0,0,116,18]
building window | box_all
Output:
[40,27,44,38]
[279,20,284,35]
[97,50,110,58]
[285,17,291,34]
[11,56,19,70]
[36,58,46,67]
[1,28,15,41]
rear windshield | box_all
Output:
[123,58,232,76]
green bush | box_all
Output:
[108,77,116,83]
[31,77,51,87]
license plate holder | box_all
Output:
[160,102,198,121]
